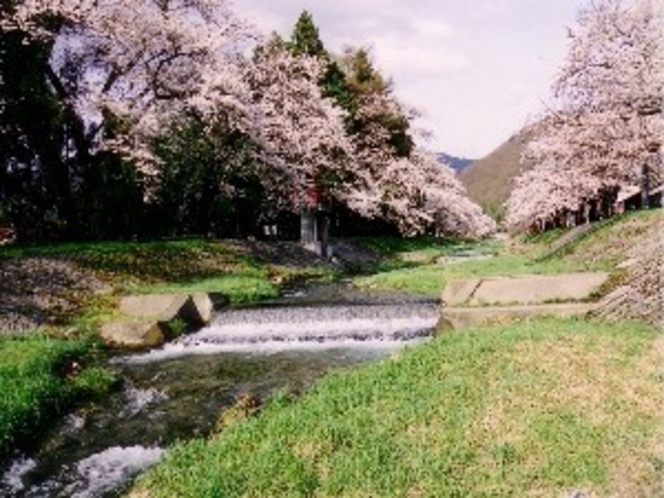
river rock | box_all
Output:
[191,293,213,324]
[101,293,215,349]
[120,294,188,319]
[99,320,167,350]
[119,293,214,326]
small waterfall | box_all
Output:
[123,302,439,364]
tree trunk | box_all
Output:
[300,209,317,245]
[640,161,651,210]
[317,213,329,258]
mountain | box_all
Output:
[458,129,536,217]
[437,153,475,173]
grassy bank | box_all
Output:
[1,239,339,334]
[352,239,593,296]
[133,317,663,497]
[0,334,117,464]
[1,239,324,304]
[354,210,661,296]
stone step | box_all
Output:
[440,303,597,330]
[439,272,610,330]
[442,272,610,307]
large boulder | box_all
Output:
[120,293,213,327]
[102,293,215,350]
[100,320,168,350]
[191,293,214,324]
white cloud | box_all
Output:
[237,0,580,158]
[367,21,470,79]
[471,0,512,19]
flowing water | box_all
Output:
[1,293,439,497]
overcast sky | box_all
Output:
[238,0,581,159]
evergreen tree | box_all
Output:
[288,10,356,113]
[289,10,325,57]
[0,0,72,238]
[341,47,414,158]
[150,112,265,238]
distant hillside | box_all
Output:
[437,153,475,173]
[459,129,535,218]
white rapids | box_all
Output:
[121,302,440,363]
[64,446,165,498]
[2,446,164,498]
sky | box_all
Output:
[238,0,582,159]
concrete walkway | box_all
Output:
[441,272,610,329]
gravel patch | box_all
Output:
[0,257,108,334]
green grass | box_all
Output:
[543,210,662,266]
[353,210,662,296]
[133,318,663,497]
[354,251,607,296]
[0,334,117,464]
[361,235,501,265]
[135,271,279,304]
[360,235,468,257]
[68,240,245,285]
[1,239,337,329]
[1,239,270,290]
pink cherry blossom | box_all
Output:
[507,0,663,230]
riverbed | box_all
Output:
[2,291,439,497]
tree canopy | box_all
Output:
[506,0,663,230]
[1,3,495,240]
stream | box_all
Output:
[1,288,440,497]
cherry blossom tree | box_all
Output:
[507,0,663,230]
[325,63,492,236]
[245,38,356,213]
[552,0,662,182]
[3,0,256,171]
[414,151,497,238]
[3,2,496,240]
[505,149,604,231]
[330,47,495,237]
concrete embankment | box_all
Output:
[440,272,610,329]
